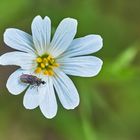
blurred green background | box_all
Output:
[0,0,140,140]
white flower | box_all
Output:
[0,16,103,119]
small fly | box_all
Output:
[20,74,46,86]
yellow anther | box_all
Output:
[43,58,48,64]
[50,59,55,64]
[48,65,53,69]
[40,63,46,68]
[47,55,52,61]
[36,57,42,63]
[35,67,42,73]
[53,63,60,67]
[48,70,54,76]
[48,63,59,69]
[44,70,49,75]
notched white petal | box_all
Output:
[31,15,51,55]
[6,69,28,95]
[4,28,35,54]
[0,51,37,70]
[61,35,103,58]
[53,70,80,109]
[49,18,78,57]
[39,78,57,119]
[58,56,103,77]
[23,86,39,109]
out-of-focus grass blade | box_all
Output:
[81,116,97,140]
[111,43,138,73]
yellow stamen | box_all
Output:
[43,69,54,76]
[36,57,42,63]
[47,55,52,61]
[43,58,48,64]
[44,70,49,75]
[48,63,59,69]
[35,54,59,76]
[35,67,42,73]
[48,70,54,76]
[50,59,55,65]
[53,63,60,67]
[40,63,46,68]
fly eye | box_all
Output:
[42,81,45,84]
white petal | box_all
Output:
[6,69,29,95]
[0,51,37,70]
[53,69,79,109]
[58,56,103,77]
[48,18,77,57]
[39,77,57,119]
[4,28,35,54]
[31,15,51,55]
[60,35,103,58]
[23,86,39,109]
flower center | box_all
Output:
[34,54,59,76]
